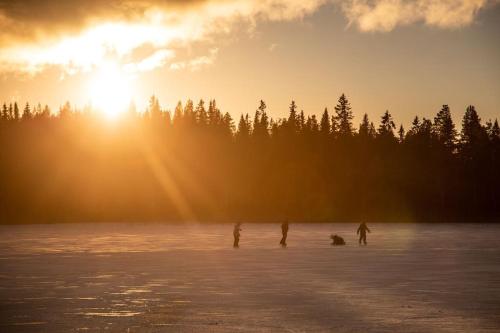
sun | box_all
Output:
[87,62,133,119]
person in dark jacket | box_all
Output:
[280,221,289,247]
[233,223,242,248]
[357,222,371,245]
[330,234,346,245]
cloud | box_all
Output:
[125,49,175,73]
[170,48,219,72]
[0,0,496,74]
[0,0,325,74]
[340,0,492,32]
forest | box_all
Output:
[0,94,499,223]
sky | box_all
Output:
[0,0,499,126]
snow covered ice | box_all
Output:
[0,223,499,332]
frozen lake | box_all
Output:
[0,223,499,332]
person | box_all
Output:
[280,221,289,247]
[357,222,371,245]
[330,234,346,245]
[233,223,242,248]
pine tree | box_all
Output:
[368,122,376,138]
[334,93,354,136]
[42,105,51,118]
[33,103,42,118]
[236,114,251,139]
[331,115,338,138]
[460,105,489,210]
[304,116,312,134]
[253,104,261,133]
[184,99,195,126]
[148,95,161,122]
[489,119,500,141]
[398,125,405,143]
[419,118,433,146]
[13,102,20,120]
[407,116,421,137]
[310,114,319,133]
[319,108,330,136]
[299,110,305,132]
[8,103,13,120]
[485,119,493,135]
[259,102,269,138]
[222,112,235,136]
[461,105,487,147]
[59,102,72,118]
[173,101,183,126]
[377,110,396,137]
[358,113,370,137]
[254,100,269,139]
[207,100,221,127]
[196,99,207,126]
[1,103,8,120]
[22,103,32,120]
[287,100,299,133]
[433,105,457,150]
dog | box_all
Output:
[330,234,346,246]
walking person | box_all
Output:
[280,221,289,247]
[233,223,242,248]
[357,222,371,245]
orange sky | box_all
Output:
[0,0,499,126]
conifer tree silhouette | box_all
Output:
[334,94,354,137]
[0,97,498,223]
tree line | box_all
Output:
[0,94,499,223]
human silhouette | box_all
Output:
[330,234,345,245]
[233,223,242,248]
[280,221,289,247]
[357,222,371,245]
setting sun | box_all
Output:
[87,62,134,119]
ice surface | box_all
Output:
[0,223,499,332]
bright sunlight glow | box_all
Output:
[87,62,134,119]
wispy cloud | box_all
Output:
[125,49,175,73]
[0,0,325,74]
[170,48,219,72]
[0,0,496,74]
[340,0,492,32]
